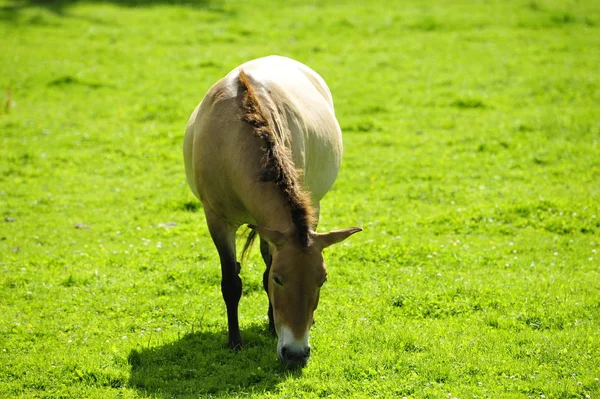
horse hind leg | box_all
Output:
[204,208,243,349]
[260,238,276,336]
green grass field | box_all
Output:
[1,0,599,397]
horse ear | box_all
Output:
[248,224,287,247]
[313,227,362,250]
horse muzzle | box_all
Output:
[280,344,310,368]
[277,326,311,368]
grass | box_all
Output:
[1,0,599,397]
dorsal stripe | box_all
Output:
[238,70,314,248]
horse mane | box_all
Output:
[237,69,314,258]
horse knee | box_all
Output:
[221,274,242,304]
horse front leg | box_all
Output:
[205,208,242,349]
[260,237,276,336]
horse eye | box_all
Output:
[272,276,283,286]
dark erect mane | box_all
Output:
[238,69,314,251]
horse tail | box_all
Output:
[240,228,258,264]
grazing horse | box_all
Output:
[183,55,361,367]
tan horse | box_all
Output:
[183,55,361,367]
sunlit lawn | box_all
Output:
[1,0,599,397]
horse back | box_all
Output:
[184,56,342,227]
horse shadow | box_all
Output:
[127,324,298,397]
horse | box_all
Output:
[183,55,361,367]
